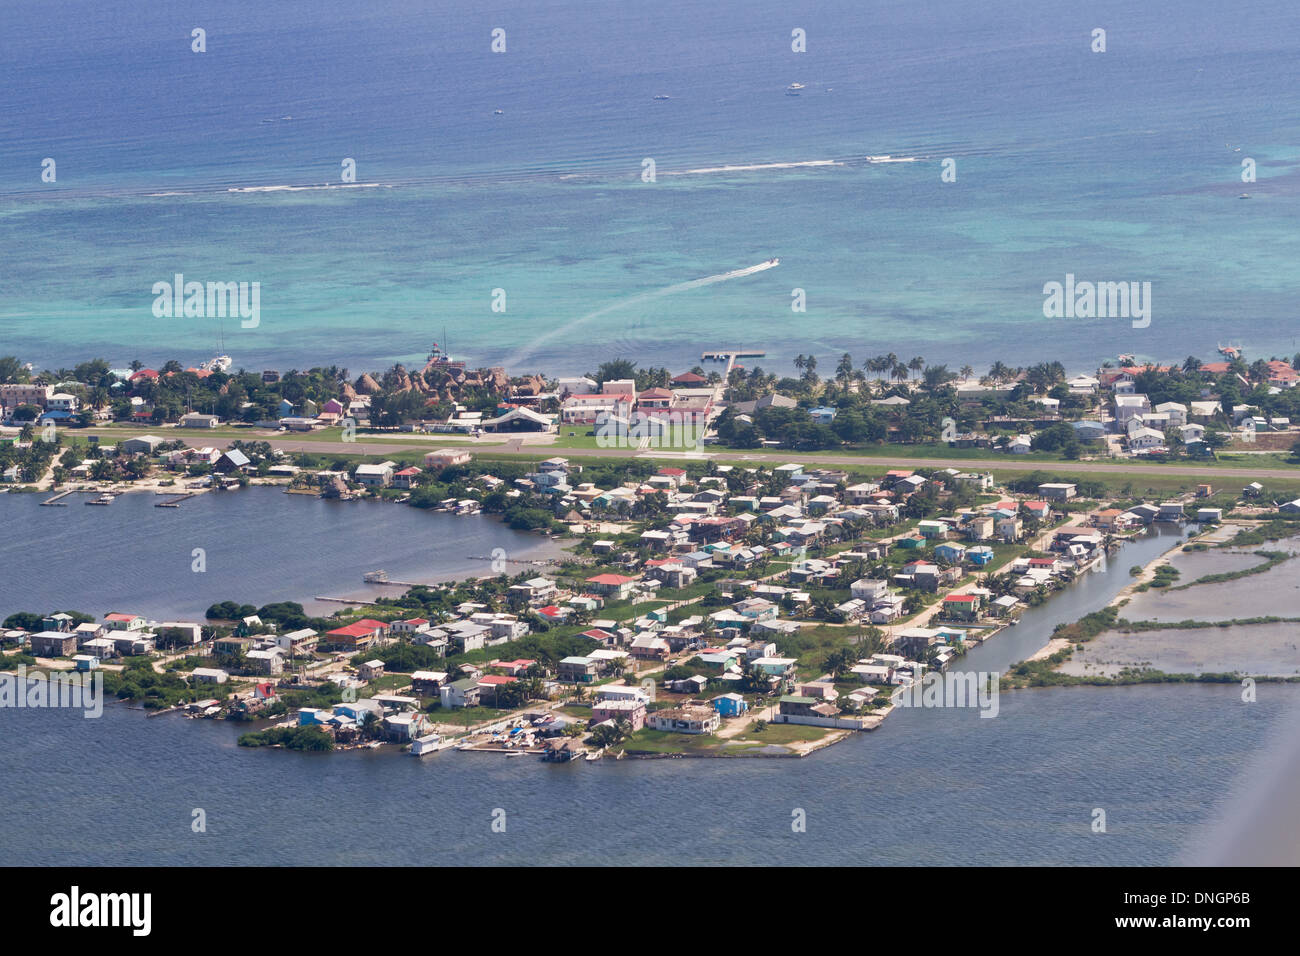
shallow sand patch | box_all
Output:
[1059,622,1300,678]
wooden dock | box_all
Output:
[155,492,197,508]
[42,490,76,506]
[701,349,767,361]
[466,555,557,567]
[363,570,429,588]
[701,349,766,387]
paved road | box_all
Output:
[161,432,1300,480]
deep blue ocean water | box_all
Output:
[2,0,1298,377]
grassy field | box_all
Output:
[622,720,838,755]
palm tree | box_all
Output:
[836,353,854,387]
[960,365,974,380]
[907,356,925,380]
[793,355,806,374]
[892,363,909,385]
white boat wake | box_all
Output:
[227,182,388,193]
[503,259,780,368]
[666,160,841,176]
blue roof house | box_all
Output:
[712,693,749,718]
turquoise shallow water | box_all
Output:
[2,0,1299,376]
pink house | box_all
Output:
[592,698,646,731]
[424,449,473,468]
[497,658,537,676]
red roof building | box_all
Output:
[325,619,388,649]
[586,573,636,585]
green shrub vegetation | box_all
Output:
[237,726,334,751]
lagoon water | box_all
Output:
[5,522,1296,865]
[0,487,563,621]
[3,0,1300,376]
[1120,534,1300,623]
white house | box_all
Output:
[1127,427,1166,451]
[850,578,890,603]
[1114,394,1151,426]
[353,461,396,487]
[1154,402,1187,427]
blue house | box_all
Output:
[298,707,329,726]
[278,398,296,418]
[333,700,384,722]
[809,406,838,425]
[967,546,995,566]
[934,542,966,563]
[712,693,749,718]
